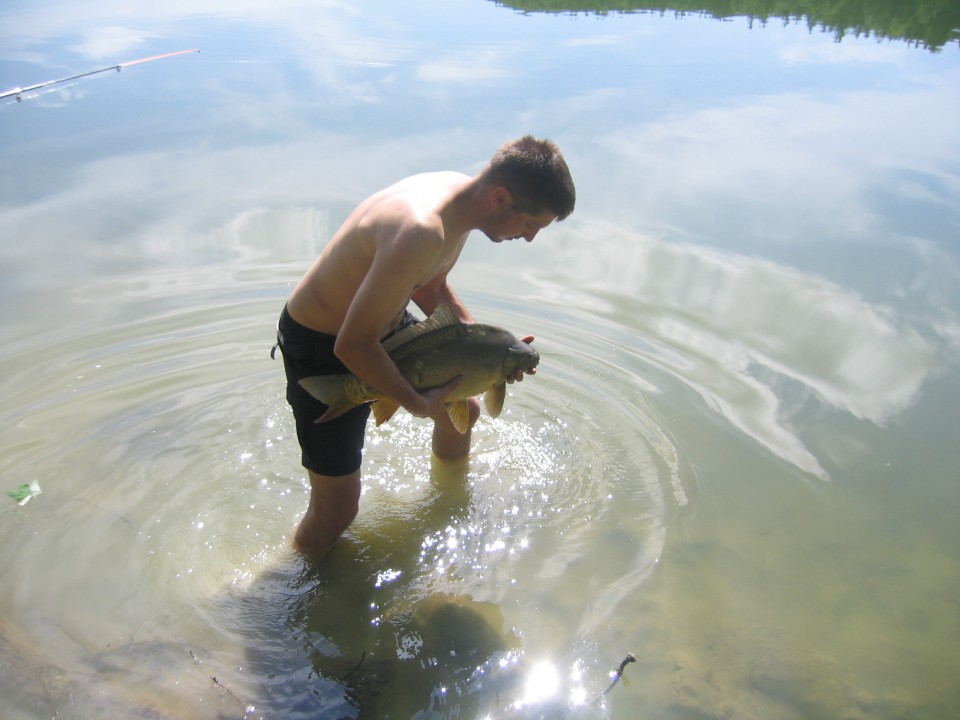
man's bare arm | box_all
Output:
[411,274,473,323]
[334,229,460,419]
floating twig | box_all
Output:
[340,650,368,683]
[601,652,637,696]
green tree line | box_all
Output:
[494,0,960,50]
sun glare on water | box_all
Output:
[520,660,560,706]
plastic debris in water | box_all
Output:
[6,481,42,506]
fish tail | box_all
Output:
[298,375,359,422]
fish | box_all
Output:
[298,304,540,434]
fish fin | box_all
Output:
[382,304,461,353]
[372,399,401,426]
[299,375,357,423]
[484,382,506,418]
[446,400,470,434]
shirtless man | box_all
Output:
[275,136,576,556]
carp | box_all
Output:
[298,305,539,433]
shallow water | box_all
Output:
[2,1,959,718]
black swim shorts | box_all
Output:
[274,305,416,476]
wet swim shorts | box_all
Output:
[274,304,417,476]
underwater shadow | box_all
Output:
[217,456,518,720]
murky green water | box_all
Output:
[2,2,958,718]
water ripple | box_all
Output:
[0,268,686,718]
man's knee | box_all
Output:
[308,470,360,513]
[328,494,360,529]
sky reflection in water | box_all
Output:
[1,1,959,718]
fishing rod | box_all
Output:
[1,48,199,103]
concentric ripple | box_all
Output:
[308,291,688,716]
[0,264,688,719]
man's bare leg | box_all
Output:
[432,397,481,460]
[293,468,362,558]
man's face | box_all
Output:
[485,192,556,243]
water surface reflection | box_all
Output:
[521,222,945,480]
[2,1,959,718]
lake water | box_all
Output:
[1,1,958,718]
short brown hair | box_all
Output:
[482,136,576,220]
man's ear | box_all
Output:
[491,186,512,209]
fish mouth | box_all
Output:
[511,345,540,371]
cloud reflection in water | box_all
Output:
[533,222,942,480]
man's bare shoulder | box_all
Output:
[359,172,471,239]
[386,170,471,196]
[287,171,471,333]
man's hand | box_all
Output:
[507,335,537,384]
[406,375,464,419]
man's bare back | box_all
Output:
[286,171,474,339]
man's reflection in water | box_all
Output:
[231,455,518,719]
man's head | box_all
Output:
[481,136,576,222]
